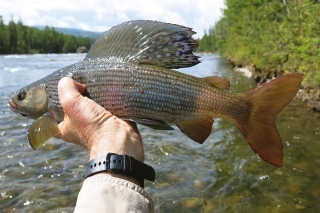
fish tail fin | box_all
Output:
[236,73,303,167]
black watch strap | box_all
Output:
[85,153,155,187]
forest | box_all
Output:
[0,16,93,54]
[197,0,320,90]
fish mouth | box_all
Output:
[8,99,18,110]
[7,99,28,116]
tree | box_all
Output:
[197,0,320,86]
[0,15,95,54]
[0,15,8,53]
[8,16,18,54]
[16,18,28,53]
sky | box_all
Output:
[0,0,225,39]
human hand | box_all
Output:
[56,77,144,162]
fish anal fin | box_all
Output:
[28,115,60,150]
[200,76,230,90]
[121,117,174,130]
[175,116,214,144]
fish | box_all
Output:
[8,20,303,167]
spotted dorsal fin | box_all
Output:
[84,20,200,69]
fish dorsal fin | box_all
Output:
[28,114,60,150]
[200,76,230,90]
[175,116,214,144]
[84,20,200,69]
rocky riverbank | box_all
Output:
[232,62,320,112]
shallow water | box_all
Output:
[0,54,319,212]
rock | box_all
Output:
[76,46,88,53]
[295,204,306,209]
[234,67,253,78]
[297,86,320,112]
[308,100,320,112]
[185,197,202,209]
[229,57,320,112]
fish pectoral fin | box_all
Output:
[28,115,60,150]
[121,117,174,130]
[175,116,214,144]
[200,76,230,90]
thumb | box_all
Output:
[58,77,86,110]
[56,77,86,142]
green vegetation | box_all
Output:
[198,0,320,87]
[0,16,94,54]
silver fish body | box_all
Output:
[8,20,303,167]
[39,60,243,125]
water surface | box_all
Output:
[0,54,319,212]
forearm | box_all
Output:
[74,174,154,213]
[57,78,153,212]
[85,121,144,186]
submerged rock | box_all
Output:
[297,86,320,112]
[185,197,202,209]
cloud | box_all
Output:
[0,0,225,38]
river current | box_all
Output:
[0,53,319,212]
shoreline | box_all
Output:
[233,63,320,112]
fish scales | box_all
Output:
[8,20,303,167]
[42,60,242,123]
[72,61,246,123]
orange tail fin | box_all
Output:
[236,73,303,167]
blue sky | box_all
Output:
[0,0,225,39]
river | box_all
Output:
[0,53,319,212]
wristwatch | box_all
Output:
[85,153,155,188]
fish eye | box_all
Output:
[16,90,27,101]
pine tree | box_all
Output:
[8,17,18,54]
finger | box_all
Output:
[58,77,86,109]
[55,121,64,140]
[124,120,139,132]
[57,77,85,143]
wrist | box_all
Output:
[86,125,144,162]
[85,153,155,188]
[87,148,143,187]
[86,141,144,186]
[87,139,144,162]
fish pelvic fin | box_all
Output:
[175,115,214,144]
[84,20,200,69]
[236,73,303,167]
[28,114,60,150]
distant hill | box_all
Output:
[34,26,102,39]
